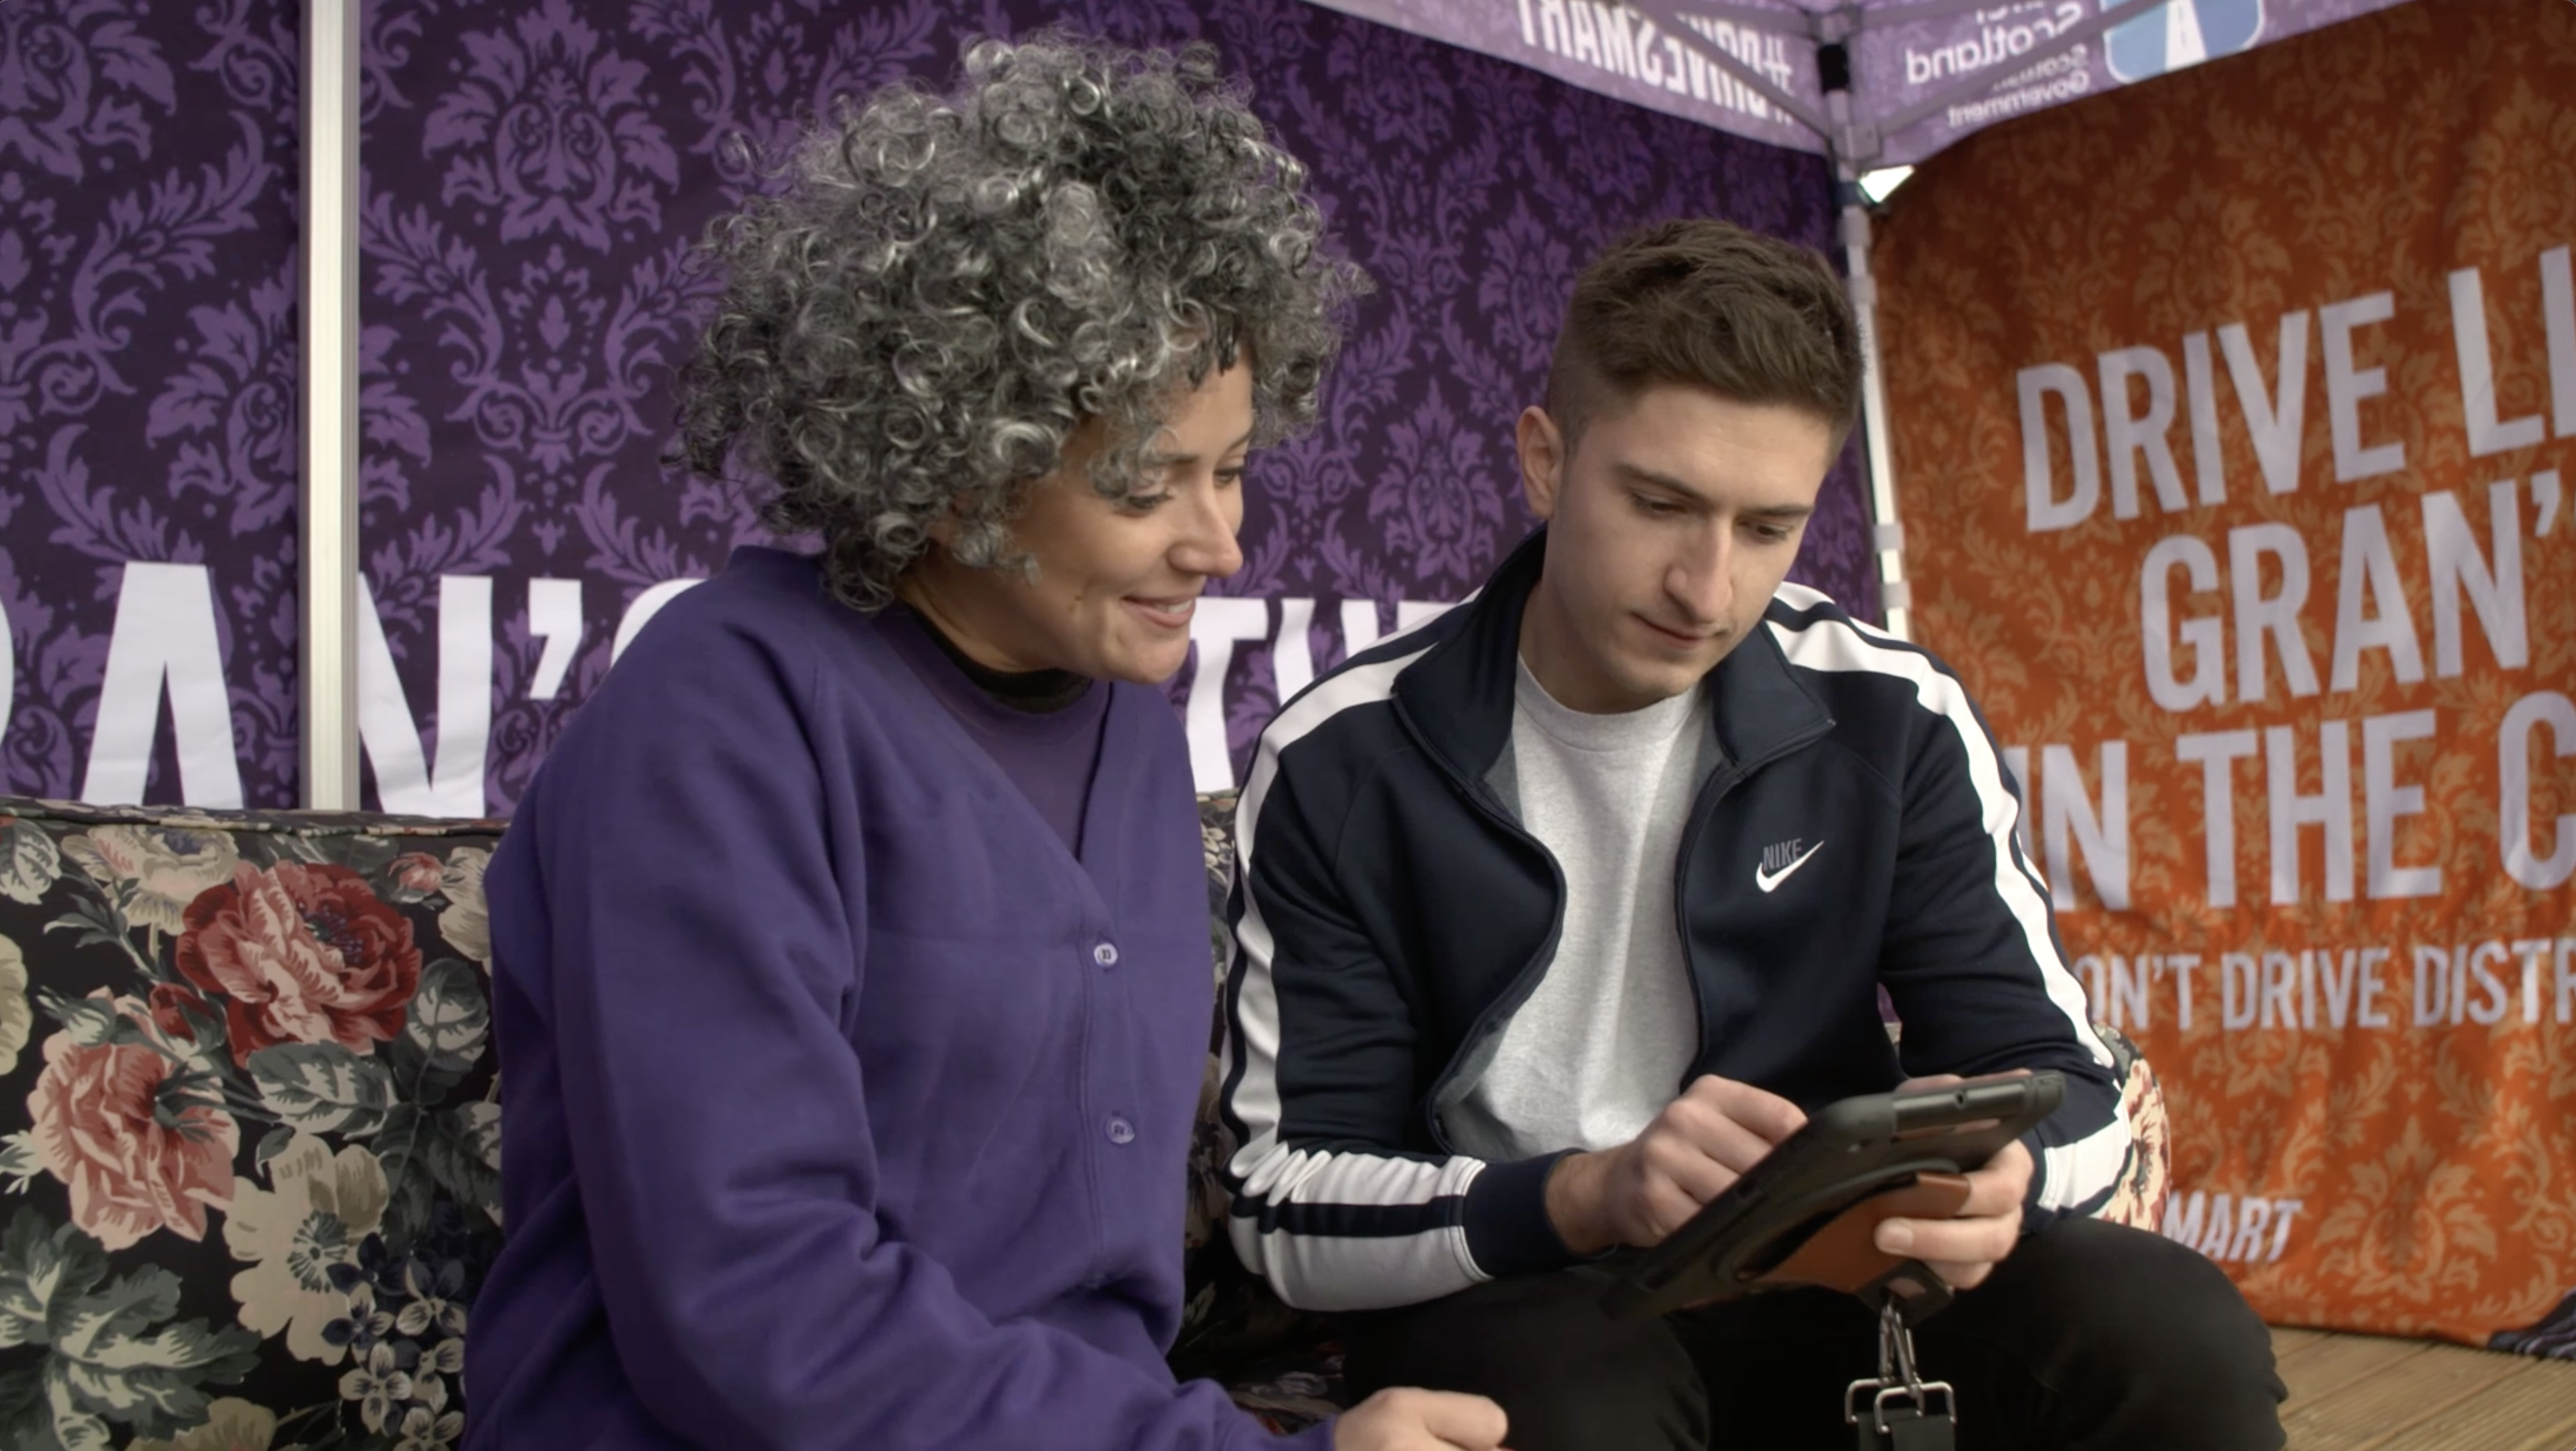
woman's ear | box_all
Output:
[923,483,997,552]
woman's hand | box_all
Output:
[1334,1387,1510,1450]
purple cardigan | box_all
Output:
[464,550,1325,1450]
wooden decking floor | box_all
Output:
[2275,1326,2576,1450]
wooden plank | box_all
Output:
[2372,1355,2576,1451]
[2270,1325,2330,1361]
[2283,1340,2534,1450]
[2279,1334,2438,1411]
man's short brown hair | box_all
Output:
[1545,218,1862,452]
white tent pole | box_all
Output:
[1817,31,1910,641]
[300,0,361,809]
[1838,185,1910,641]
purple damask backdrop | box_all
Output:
[358,0,1868,812]
[5,0,1871,812]
[1,0,302,807]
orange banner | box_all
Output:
[1874,0,2576,1350]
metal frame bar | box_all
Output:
[299,0,361,809]
[1665,1,1828,35]
[1653,0,2057,28]
[1841,0,2031,29]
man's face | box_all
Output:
[1516,383,1836,714]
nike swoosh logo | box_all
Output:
[1755,841,1824,893]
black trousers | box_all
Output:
[1342,1217,2286,1451]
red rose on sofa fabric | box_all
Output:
[390,851,446,894]
[148,981,213,1042]
[30,1025,239,1250]
[175,862,423,1067]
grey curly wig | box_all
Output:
[677,33,1370,610]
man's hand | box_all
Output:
[1334,1387,1510,1450]
[1543,1075,1808,1255]
[1871,1073,2036,1291]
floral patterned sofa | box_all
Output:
[0,799,500,1451]
[0,793,2168,1449]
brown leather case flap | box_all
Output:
[1751,1172,1974,1295]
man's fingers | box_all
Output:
[1960,1169,2027,1218]
[1876,1210,2017,1265]
[1963,1141,2034,1213]
[1639,1134,1738,1203]
[1406,1389,1509,1449]
[1637,1178,1713,1244]
[1678,1075,1808,1147]
[1869,1138,2030,1274]
[1653,1102,1781,1177]
[1338,1387,1512,1451]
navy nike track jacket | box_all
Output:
[1216,530,2129,1313]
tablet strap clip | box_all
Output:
[1847,1298,1957,1450]
[1857,1258,1954,1325]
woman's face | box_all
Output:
[904,361,1254,684]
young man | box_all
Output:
[1217,221,2284,1450]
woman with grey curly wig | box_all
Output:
[465,32,1507,1451]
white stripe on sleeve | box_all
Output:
[1765,598,2127,1212]
[1221,645,1492,1310]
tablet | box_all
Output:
[1598,1070,2064,1320]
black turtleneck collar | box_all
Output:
[912,611,1095,715]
